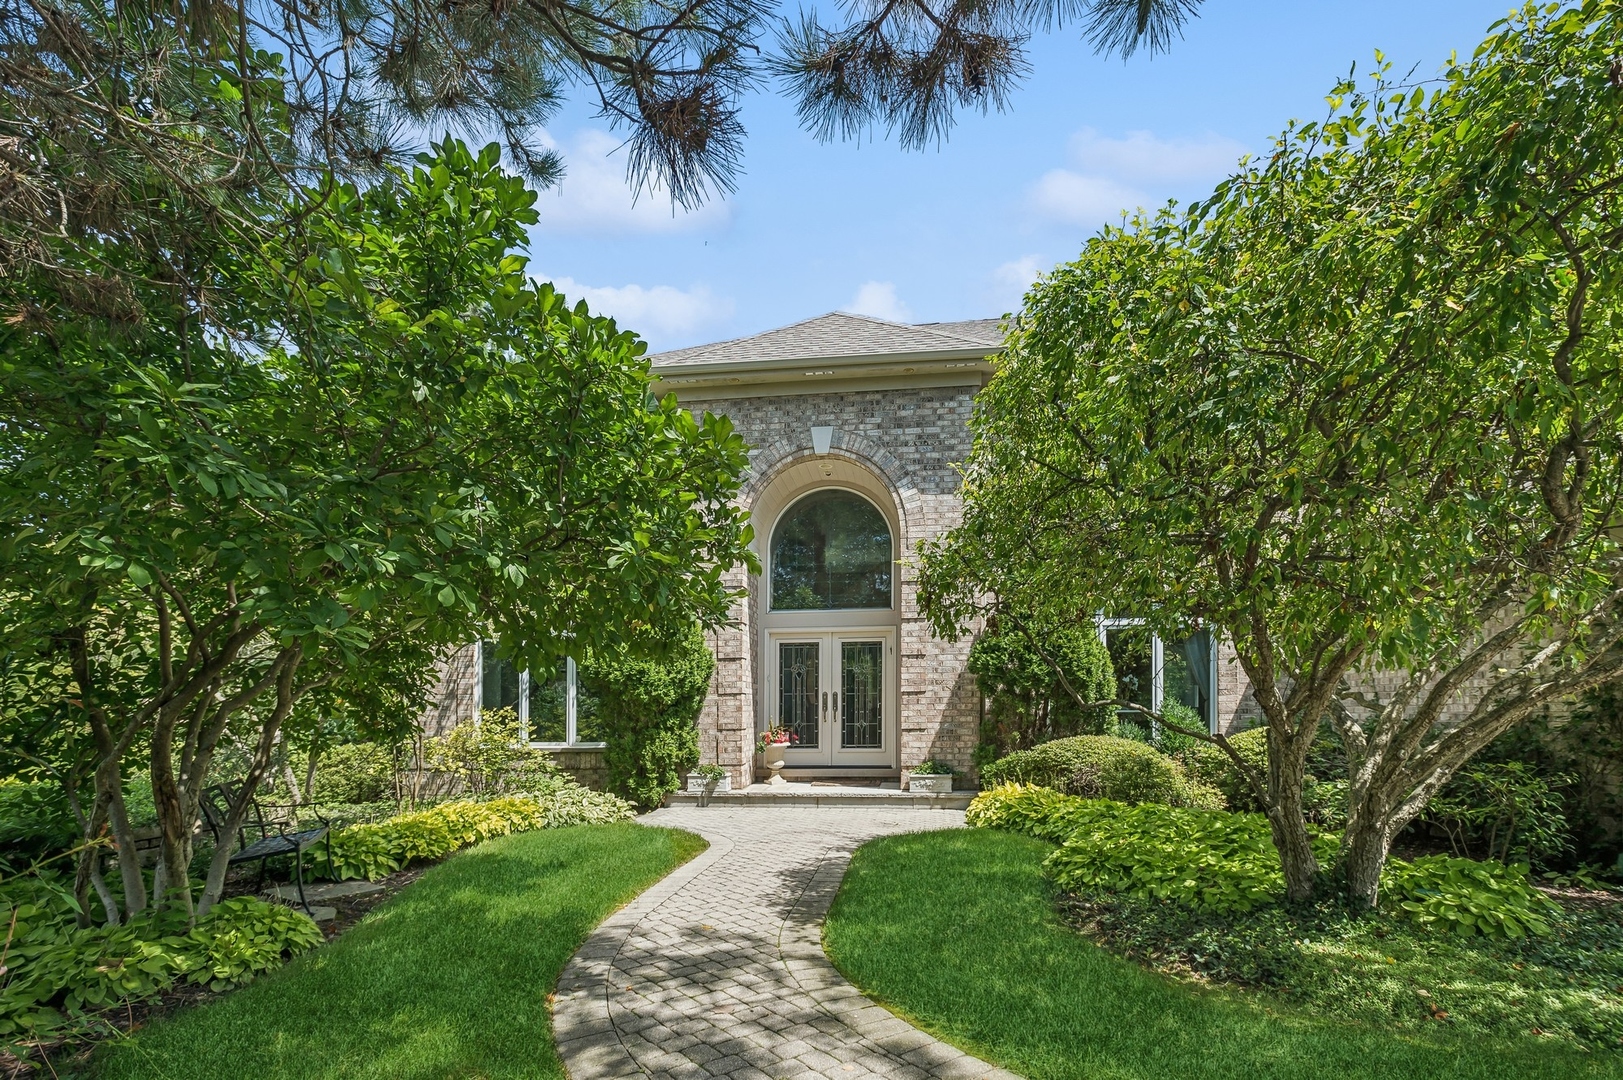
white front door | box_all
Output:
[771,631,894,768]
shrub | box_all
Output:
[1422,760,1572,868]
[313,781,635,881]
[0,895,318,1038]
[967,613,1115,765]
[1180,727,1269,811]
[309,741,396,804]
[980,735,1221,809]
[969,784,1559,937]
[583,626,713,809]
[423,709,556,796]
[1383,855,1560,940]
[0,779,76,863]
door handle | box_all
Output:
[822,690,828,718]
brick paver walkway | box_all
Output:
[552,806,1021,1080]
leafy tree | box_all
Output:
[922,2,1623,906]
[967,613,1116,765]
[0,140,754,918]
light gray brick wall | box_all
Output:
[685,385,986,786]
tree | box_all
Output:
[1,0,1208,228]
[0,139,755,918]
[920,1,1623,907]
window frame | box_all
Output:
[1096,617,1217,735]
[477,642,605,749]
[767,486,896,613]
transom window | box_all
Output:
[769,489,893,611]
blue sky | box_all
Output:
[524,1,1515,352]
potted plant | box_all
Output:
[686,763,731,795]
[756,726,799,782]
[906,760,955,793]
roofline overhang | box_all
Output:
[649,344,996,394]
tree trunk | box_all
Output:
[1341,801,1408,908]
[1267,746,1320,901]
[150,706,194,918]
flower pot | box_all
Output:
[762,741,787,770]
[686,773,732,794]
[907,774,954,794]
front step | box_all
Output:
[664,783,975,810]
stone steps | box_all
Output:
[665,783,975,810]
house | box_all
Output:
[418,313,1264,789]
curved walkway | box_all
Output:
[552,806,1021,1080]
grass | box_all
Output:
[823,828,1623,1080]
[92,822,705,1080]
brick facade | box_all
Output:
[682,385,986,787]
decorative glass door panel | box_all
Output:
[840,642,884,749]
[778,642,821,749]
[771,631,893,768]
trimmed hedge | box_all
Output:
[1180,727,1269,810]
[968,784,1559,936]
[980,735,1223,809]
[314,780,635,881]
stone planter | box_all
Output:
[907,774,954,794]
[686,772,732,794]
[762,741,788,771]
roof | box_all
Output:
[648,312,1005,370]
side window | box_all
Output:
[478,643,603,746]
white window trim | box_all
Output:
[1096,617,1218,735]
[477,643,606,749]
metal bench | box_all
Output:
[200,782,330,914]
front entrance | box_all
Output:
[771,631,894,767]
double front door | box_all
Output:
[771,631,893,767]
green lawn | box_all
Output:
[94,823,705,1080]
[823,828,1623,1080]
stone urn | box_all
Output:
[762,739,788,782]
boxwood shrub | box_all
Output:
[979,735,1222,809]
[583,625,713,809]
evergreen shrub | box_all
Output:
[583,626,713,809]
[979,735,1221,809]
[967,614,1115,765]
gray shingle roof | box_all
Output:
[649,312,1004,369]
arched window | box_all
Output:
[770,490,893,610]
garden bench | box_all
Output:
[199,782,330,914]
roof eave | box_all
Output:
[650,345,996,386]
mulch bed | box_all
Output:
[1,863,432,1079]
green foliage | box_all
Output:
[1066,882,1623,1050]
[1042,800,1337,914]
[423,710,555,797]
[0,895,318,1038]
[921,2,1623,904]
[980,736,1221,809]
[0,135,753,916]
[313,782,636,881]
[1383,855,1560,941]
[967,614,1115,764]
[308,742,396,805]
[1423,762,1572,868]
[970,784,1555,937]
[907,760,954,776]
[0,779,76,863]
[584,626,714,810]
[826,828,1614,1079]
[1181,729,1270,812]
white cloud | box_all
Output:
[844,281,912,322]
[1029,171,1148,227]
[544,275,735,345]
[1025,128,1251,229]
[1067,128,1250,184]
[990,255,1048,312]
[531,129,730,235]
